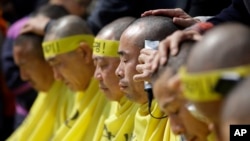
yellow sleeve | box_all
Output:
[7,93,47,141]
[133,101,180,141]
[101,98,138,141]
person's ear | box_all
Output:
[168,74,181,92]
[77,42,93,64]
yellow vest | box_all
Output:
[101,96,139,141]
[7,81,73,141]
[52,78,110,141]
[132,100,180,141]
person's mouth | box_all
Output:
[100,87,109,91]
[119,82,128,91]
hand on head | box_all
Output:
[141,8,200,28]
[134,48,158,82]
[20,15,50,35]
[151,30,202,72]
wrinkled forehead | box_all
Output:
[46,51,71,64]
[92,55,119,64]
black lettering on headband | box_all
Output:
[44,42,60,54]
[94,41,106,54]
[93,41,101,53]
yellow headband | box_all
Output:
[42,34,94,59]
[179,65,250,102]
[93,39,119,57]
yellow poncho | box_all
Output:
[101,96,139,141]
[52,78,110,141]
[133,100,180,141]
[7,81,73,141]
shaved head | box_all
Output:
[222,76,250,123]
[122,16,179,49]
[14,33,44,60]
[45,15,92,40]
[97,17,135,40]
[187,23,250,72]
[184,23,250,138]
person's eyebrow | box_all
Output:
[117,51,127,56]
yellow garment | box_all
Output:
[207,132,216,141]
[52,78,110,141]
[101,97,139,141]
[7,81,73,141]
[132,100,180,141]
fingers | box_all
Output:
[141,10,153,17]
[158,37,170,65]
[152,8,184,17]
[184,30,202,41]
[20,24,33,35]
[134,64,152,82]
[157,29,200,66]
[173,17,198,28]
[140,48,154,55]
[152,52,160,72]
[169,31,184,56]
[142,8,188,18]
[139,49,157,63]
[138,53,147,64]
[20,15,50,35]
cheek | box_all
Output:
[126,62,137,80]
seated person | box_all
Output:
[151,41,213,141]
[178,23,250,140]
[43,15,110,140]
[8,32,73,140]
[1,4,69,127]
[220,76,250,141]
[93,17,139,141]
[115,16,179,141]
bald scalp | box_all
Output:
[45,15,92,40]
[187,23,250,73]
[123,16,179,49]
[14,33,44,60]
[222,76,250,123]
[97,17,136,40]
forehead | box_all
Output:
[47,53,68,63]
[119,27,141,53]
[93,55,119,63]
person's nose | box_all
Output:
[115,62,124,79]
[94,67,103,81]
[53,68,63,81]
